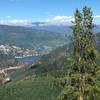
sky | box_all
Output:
[0,0,100,26]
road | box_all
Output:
[0,64,25,76]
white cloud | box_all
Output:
[41,15,100,26]
[0,15,100,26]
[53,16,73,20]
[93,15,100,18]
[93,15,100,25]
[48,16,73,22]
[39,16,74,26]
[0,19,32,26]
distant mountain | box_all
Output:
[0,23,99,53]
[32,22,100,34]
[0,25,67,53]
[94,25,100,33]
[32,22,72,35]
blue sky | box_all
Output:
[0,0,100,26]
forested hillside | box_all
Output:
[0,25,67,52]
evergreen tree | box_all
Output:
[58,6,100,100]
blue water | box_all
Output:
[22,56,39,63]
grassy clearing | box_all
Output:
[0,76,60,100]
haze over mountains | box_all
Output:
[0,24,68,53]
[32,21,100,33]
[0,19,100,34]
[0,22,100,52]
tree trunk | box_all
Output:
[80,95,83,100]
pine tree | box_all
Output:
[58,6,100,100]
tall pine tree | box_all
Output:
[58,6,100,100]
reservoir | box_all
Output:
[22,56,40,63]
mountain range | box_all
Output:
[32,22,100,34]
[0,24,68,53]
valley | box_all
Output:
[0,24,100,100]
[0,24,68,87]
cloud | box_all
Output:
[0,19,32,26]
[50,16,73,22]
[0,15,100,26]
[93,15,100,25]
[38,16,74,26]
[41,15,100,26]
[46,15,100,25]
[94,15,100,18]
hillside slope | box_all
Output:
[0,25,67,52]
[0,76,60,100]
